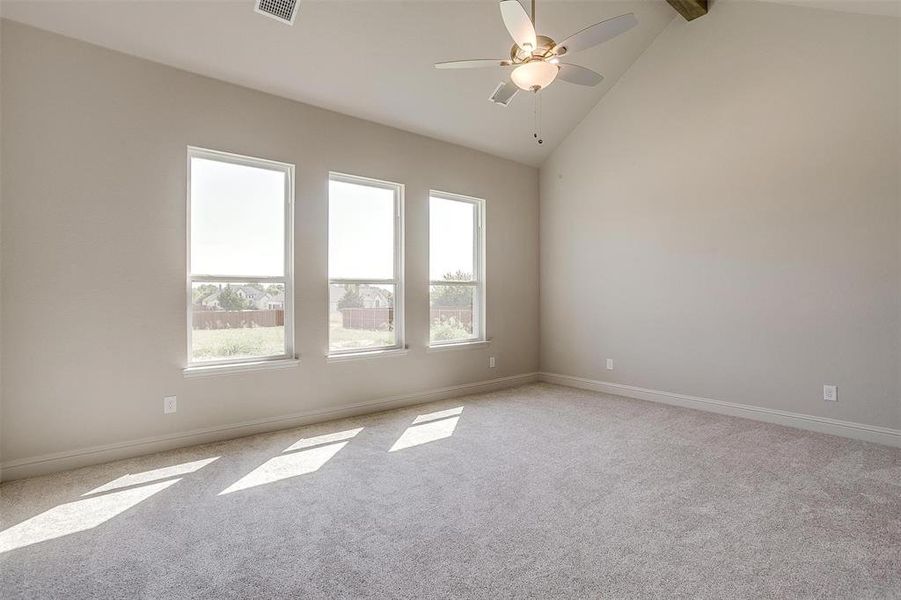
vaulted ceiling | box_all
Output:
[0,0,676,165]
[2,1,895,165]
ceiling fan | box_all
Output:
[435,0,638,99]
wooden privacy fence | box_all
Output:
[430,307,473,326]
[193,309,284,329]
[341,308,394,330]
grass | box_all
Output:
[429,317,473,343]
[192,317,472,360]
[329,317,394,351]
[192,326,285,361]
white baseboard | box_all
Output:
[539,372,901,448]
[0,372,539,482]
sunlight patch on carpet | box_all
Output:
[83,457,220,496]
[283,427,364,452]
[0,479,181,553]
[412,406,464,425]
[390,408,463,452]
[219,428,364,494]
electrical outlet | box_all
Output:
[823,385,838,402]
[489,356,496,368]
[164,396,177,414]
[606,358,614,370]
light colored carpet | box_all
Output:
[1,383,900,599]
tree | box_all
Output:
[217,285,251,311]
[431,271,474,307]
[192,283,219,304]
[338,284,364,310]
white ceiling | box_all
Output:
[3,1,894,165]
[0,0,677,165]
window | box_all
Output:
[328,173,404,355]
[429,191,485,345]
[187,147,294,366]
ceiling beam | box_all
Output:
[666,0,708,21]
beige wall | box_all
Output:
[0,21,539,473]
[540,1,901,428]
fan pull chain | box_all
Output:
[533,93,543,145]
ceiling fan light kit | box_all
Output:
[511,60,558,92]
[435,0,638,140]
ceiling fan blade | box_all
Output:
[435,59,513,69]
[499,0,537,51]
[557,63,604,86]
[553,13,638,56]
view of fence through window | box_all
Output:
[329,283,396,351]
[188,149,292,364]
[429,193,483,344]
[191,282,286,361]
[328,174,403,353]
[188,158,484,361]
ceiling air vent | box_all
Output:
[488,82,518,107]
[255,0,300,25]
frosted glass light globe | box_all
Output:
[511,61,559,92]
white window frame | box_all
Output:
[428,190,486,347]
[186,146,295,368]
[327,172,405,356]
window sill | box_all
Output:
[426,340,490,353]
[327,348,409,363]
[183,358,300,379]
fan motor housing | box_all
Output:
[510,35,557,63]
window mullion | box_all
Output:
[329,278,398,285]
[191,275,287,283]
